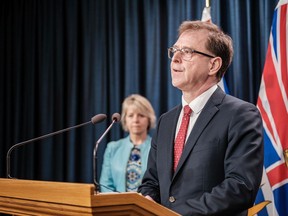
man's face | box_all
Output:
[170,29,214,93]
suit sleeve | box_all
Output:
[138,117,162,202]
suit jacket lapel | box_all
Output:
[173,87,225,177]
[166,105,182,181]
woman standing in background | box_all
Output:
[100,94,156,192]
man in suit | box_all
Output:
[138,20,264,216]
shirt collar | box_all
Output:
[182,85,217,114]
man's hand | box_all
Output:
[145,195,155,202]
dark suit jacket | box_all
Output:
[138,87,264,216]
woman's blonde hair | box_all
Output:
[121,94,156,132]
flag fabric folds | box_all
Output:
[255,0,288,215]
[201,5,211,22]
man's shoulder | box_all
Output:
[223,94,257,108]
[160,104,181,118]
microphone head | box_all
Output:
[91,114,107,124]
[111,113,121,122]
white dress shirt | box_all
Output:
[175,85,218,143]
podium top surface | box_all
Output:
[0,178,180,216]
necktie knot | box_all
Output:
[184,105,192,116]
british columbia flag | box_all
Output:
[255,0,288,215]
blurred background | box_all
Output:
[0,0,278,183]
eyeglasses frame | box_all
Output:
[167,47,216,60]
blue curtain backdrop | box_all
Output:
[0,0,278,183]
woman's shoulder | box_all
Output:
[106,136,130,149]
[145,135,152,142]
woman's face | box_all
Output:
[125,107,149,136]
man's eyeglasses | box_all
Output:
[167,47,216,61]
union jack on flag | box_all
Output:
[255,0,288,215]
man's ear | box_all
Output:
[208,57,222,76]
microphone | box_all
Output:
[6,113,107,179]
[93,113,121,193]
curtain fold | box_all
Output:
[0,0,279,183]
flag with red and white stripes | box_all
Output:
[255,0,288,215]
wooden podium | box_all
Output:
[0,178,180,216]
